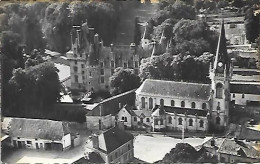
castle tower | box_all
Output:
[209,20,232,131]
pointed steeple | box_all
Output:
[213,20,229,73]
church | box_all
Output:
[118,21,233,132]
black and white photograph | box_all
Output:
[0,0,260,163]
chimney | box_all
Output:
[92,134,99,149]
[88,28,95,43]
[94,33,99,45]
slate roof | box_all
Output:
[230,84,260,95]
[9,118,70,141]
[136,79,211,100]
[153,105,209,117]
[99,127,134,154]
[218,138,260,159]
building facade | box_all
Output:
[67,20,145,92]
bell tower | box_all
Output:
[209,20,232,131]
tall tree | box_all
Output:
[245,8,259,43]
[110,67,141,95]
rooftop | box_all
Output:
[136,79,211,100]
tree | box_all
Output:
[133,17,142,46]
[139,53,213,83]
[6,62,62,116]
[110,67,141,95]
[159,143,217,163]
[245,8,259,43]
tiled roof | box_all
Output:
[100,127,134,154]
[9,118,70,141]
[86,89,136,116]
[153,105,209,117]
[218,138,260,159]
[136,79,211,100]
[230,84,260,95]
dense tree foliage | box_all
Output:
[158,143,217,163]
[245,8,259,43]
[5,62,62,116]
[171,19,218,56]
[110,67,141,95]
[139,53,213,83]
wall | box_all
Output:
[231,93,260,105]
[136,93,209,111]
[62,134,71,149]
[86,115,115,130]
[218,153,260,163]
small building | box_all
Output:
[85,126,134,164]
[85,89,136,130]
[7,118,73,151]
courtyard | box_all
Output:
[134,134,205,163]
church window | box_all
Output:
[160,99,164,107]
[146,118,150,122]
[124,117,127,122]
[149,98,153,109]
[178,118,183,125]
[242,94,245,98]
[134,117,137,122]
[135,61,139,68]
[199,120,204,128]
[216,83,223,98]
[233,94,235,98]
[155,119,158,125]
[141,97,145,108]
[171,100,175,106]
[160,118,163,125]
[216,116,220,125]
[121,117,124,121]
[202,103,207,109]
[181,101,185,107]
[191,102,196,108]
[189,119,193,126]
[168,117,172,124]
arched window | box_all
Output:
[191,102,196,108]
[216,116,220,125]
[171,100,175,106]
[121,117,124,121]
[189,119,193,126]
[168,117,172,124]
[160,118,163,125]
[155,119,158,125]
[202,103,207,109]
[181,101,185,107]
[199,120,204,128]
[141,97,145,108]
[124,117,127,122]
[146,118,150,122]
[149,98,153,109]
[178,118,183,125]
[160,99,164,107]
[216,83,223,98]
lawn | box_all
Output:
[134,134,205,163]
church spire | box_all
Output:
[213,20,229,73]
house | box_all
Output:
[85,126,134,164]
[7,118,74,151]
[197,137,260,163]
[85,89,136,130]
[217,138,260,163]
